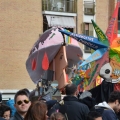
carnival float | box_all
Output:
[26,0,120,103]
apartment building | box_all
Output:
[0,0,116,99]
[42,0,115,58]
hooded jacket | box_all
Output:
[81,97,96,111]
[95,101,118,120]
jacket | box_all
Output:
[60,96,90,120]
[95,101,118,120]
[80,97,96,111]
[0,117,5,120]
[10,112,24,120]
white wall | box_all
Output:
[0,90,32,101]
[82,0,96,60]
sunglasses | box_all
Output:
[17,99,29,105]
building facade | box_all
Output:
[0,0,116,99]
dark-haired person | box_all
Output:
[87,111,102,120]
[79,91,96,111]
[48,83,89,120]
[95,91,120,120]
[24,101,48,120]
[0,104,11,120]
[0,93,5,120]
[10,89,31,120]
[50,112,65,120]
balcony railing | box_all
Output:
[42,0,77,13]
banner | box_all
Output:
[91,20,109,46]
[105,1,120,45]
[59,29,108,50]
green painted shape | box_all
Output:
[72,75,82,86]
[49,33,55,39]
[88,64,99,85]
[109,49,120,62]
[118,30,120,34]
[91,20,109,47]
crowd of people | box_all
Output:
[0,83,120,120]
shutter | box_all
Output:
[89,23,93,36]
[81,22,85,34]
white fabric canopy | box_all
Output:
[46,15,76,28]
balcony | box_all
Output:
[42,0,77,13]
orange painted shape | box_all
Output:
[42,52,49,70]
[111,37,120,47]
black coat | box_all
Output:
[48,96,90,120]
[10,112,24,120]
[60,96,90,120]
[80,97,96,111]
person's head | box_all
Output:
[24,101,48,120]
[50,112,66,120]
[0,104,11,120]
[14,89,31,117]
[87,111,102,120]
[65,83,78,96]
[21,88,30,96]
[108,91,120,113]
[39,98,46,103]
[80,91,92,99]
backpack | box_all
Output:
[59,100,68,120]
[47,100,68,120]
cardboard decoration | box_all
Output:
[26,28,83,89]
[54,46,68,89]
[106,0,119,45]
[58,0,120,89]
[26,0,120,95]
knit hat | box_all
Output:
[80,91,92,99]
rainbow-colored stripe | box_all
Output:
[64,30,72,44]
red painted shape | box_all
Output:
[42,52,49,70]
[32,59,36,70]
[106,1,119,45]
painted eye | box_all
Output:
[105,69,110,74]
[99,63,112,79]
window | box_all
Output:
[82,23,93,53]
[42,0,77,13]
[84,1,95,15]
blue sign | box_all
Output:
[79,48,108,67]
[59,29,108,50]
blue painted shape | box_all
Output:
[59,29,108,50]
[79,48,108,67]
